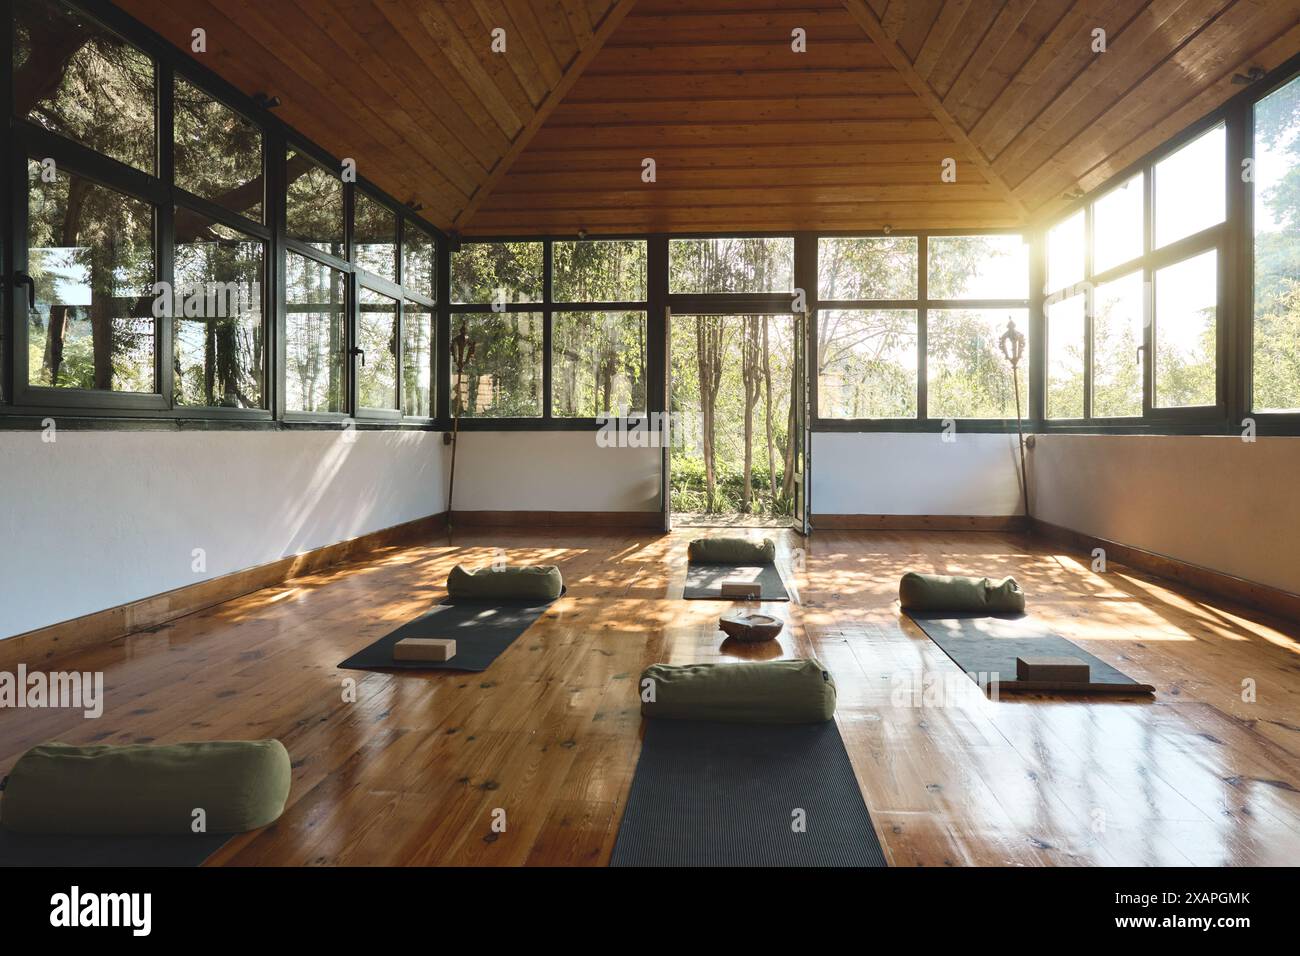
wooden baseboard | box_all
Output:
[450,510,662,529]
[813,513,1027,532]
[0,511,448,669]
[1032,518,1300,625]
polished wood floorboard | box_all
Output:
[2,529,1298,866]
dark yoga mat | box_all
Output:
[682,562,790,601]
[906,612,1155,695]
[0,827,230,867]
[338,598,555,673]
[610,719,885,867]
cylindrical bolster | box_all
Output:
[0,740,291,835]
[898,572,1025,613]
[686,537,777,564]
[640,659,836,724]
[445,564,564,601]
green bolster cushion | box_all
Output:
[0,740,291,835]
[898,572,1026,613]
[640,658,836,724]
[445,564,563,601]
[687,536,776,565]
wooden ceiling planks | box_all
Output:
[467,0,1018,235]
[114,0,1300,236]
[113,0,631,229]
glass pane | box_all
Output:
[15,0,155,173]
[552,311,648,416]
[1154,250,1217,408]
[173,211,264,408]
[1046,212,1084,293]
[1093,271,1144,418]
[816,309,917,418]
[926,308,1030,419]
[285,252,346,413]
[286,147,344,259]
[1252,75,1300,413]
[1092,174,1142,274]
[1155,124,1225,248]
[402,224,436,301]
[669,237,794,293]
[817,237,917,300]
[354,193,397,282]
[1045,294,1085,419]
[553,240,647,302]
[358,287,398,409]
[927,235,1028,299]
[174,76,263,222]
[452,242,542,304]
[402,300,434,417]
[27,162,155,392]
[452,313,543,417]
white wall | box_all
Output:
[0,430,448,639]
[811,432,1024,516]
[451,431,660,513]
[1031,434,1300,595]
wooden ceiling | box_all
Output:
[117,0,1300,236]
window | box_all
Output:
[452,313,543,418]
[670,237,794,294]
[1092,272,1144,418]
[286,148,344,259]
[1251,75,1300,414]
[357,287,398,410]
[1154,250,1217,409]
[452,241,542,304]
[285,252,346,414]
[817,310,917,418]
[552,311,648,417]
[174,76,263,223]
[1046,212,1085,293]
[818,237,917,300]
[928,235,1029,300]
[354,193,397,282]
[1045,295,1085,419]
[553,240,647,302]
[927,309,1031,419]
[26,163,155,393]
[1092,175,1143,274]
[15,0,155,173]
[402,301,434,418]
[403,224,436,301]
[1154,124,1225,248]
[173,212,265,408]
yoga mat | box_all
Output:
[338,598,555,673]
[682,563,790,601]
[610,719,885,867]
[0,827,230,867]
[906,612,1155,695]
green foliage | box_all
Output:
[452,241,543,304]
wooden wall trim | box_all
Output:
[451,510,661,529]
[813,514,1027,532]
[0,512,448,669]
[1032,518,1300,625]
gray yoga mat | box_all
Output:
[682,563,790,601]
[338,597,556,673]
[906,612,1155,695]
[610,719,885,867]
[0,827,230,867]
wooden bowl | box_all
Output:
[718,612,784,643]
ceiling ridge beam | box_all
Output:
[840,0,1030,222]
[454,0,640,230]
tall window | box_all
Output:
[285,252,346,414]
[1252,74,1300,414]
[286,147,344,260]
[174,76,263,222]
[1043,121,1226,423]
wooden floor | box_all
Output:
[3,528,1299,866]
